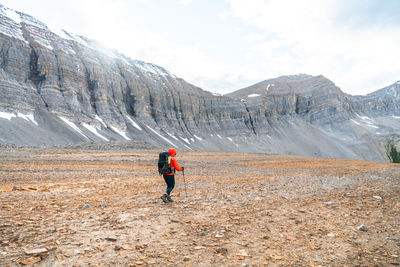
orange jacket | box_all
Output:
[166,148,183,175]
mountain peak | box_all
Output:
[274,73,315,83]
[225,74,337,99]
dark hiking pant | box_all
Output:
[163,174,175,195]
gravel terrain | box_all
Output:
[0,148,399,266]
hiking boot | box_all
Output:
[166,195,174,202]
[160,193,168,203]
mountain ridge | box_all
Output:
[0,4,399,161]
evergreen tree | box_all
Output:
[385,140,400,163]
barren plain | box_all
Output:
[0,148,399,266]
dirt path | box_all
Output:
[0,149,399,266]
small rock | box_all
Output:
[273,255,282,260]
[0,187,13,192]
[122,245,133,250]
[106,236,117,242]
[327,233,335,237]
[358,224,367,231]
[236,249,249,257]
[24,248,48,255]
[385,236,390,240]
[100,203,107,207]
[215,234,224,238]
[13,186,25,191]
[324,201,333,205]
[21,257,41,265]
[83,204,90,209]
[215,247,228,255]
[373,195,382,200]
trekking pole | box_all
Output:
[182,168,188,199]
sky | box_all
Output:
[1,0,400,95]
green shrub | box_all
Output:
[385,140,400,163]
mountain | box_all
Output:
[226,74,400,160]
[0,4,399,161]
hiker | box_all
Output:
[160,148,184,203]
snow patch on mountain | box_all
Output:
[110,126,131,140]
[134,61,175,78]
[59,116,88,139]
[17,113,38,125]
[0,111,16,120]
[365,124,379,129]
[35,38,53,50]
[356,113,373,122]
[180,137,190,144]
[167,132,179,141]
[4,8,21,24]
[49,27,72,41]
[125,115,142,131]
[69,33,89,47]
[0,111,38,125]
[266,84,275,91]
[0,6,27,43]
[82,123,109,141]
[146,126,177,147]
[248,94,260,98]
[19,13,47,28]
[95,115,107,128]
[184,144,192,150]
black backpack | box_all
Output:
[158,151,172,175]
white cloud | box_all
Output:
[3,0,399,95]
[244,32,265,43]
[224,0,400,94]
[179,0,192,4]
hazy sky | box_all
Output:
[2,0,400,95]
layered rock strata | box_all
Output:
[0,4,399,161]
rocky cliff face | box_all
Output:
[226,74,352,129]
[348,82,400,116]
[0,4,254,149]
[0,4,399,161]
[227,74,400,160]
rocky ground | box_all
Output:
[0,148,399,266]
